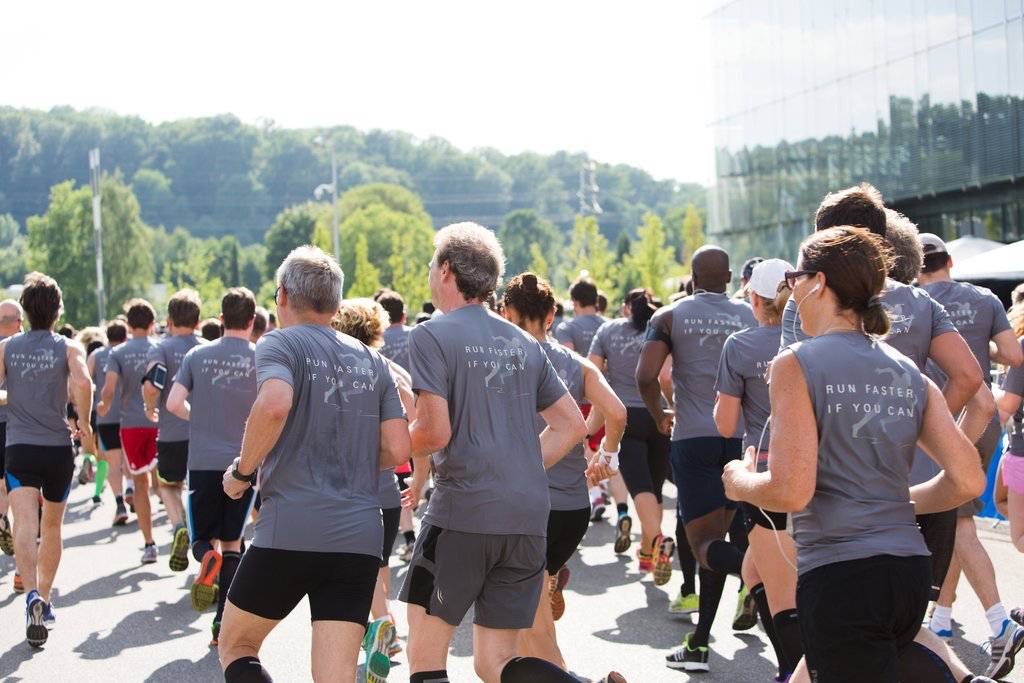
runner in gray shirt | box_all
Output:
[376,289,413,372]
[399,224,604,683]
[0,299,22,555]
[217,248,409,682]
[166,288,257,647]
[554,276,605,354]
[724,227,986,682]
[88,320,129,526]
[995,337,1024,557]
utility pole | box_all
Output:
[89,148,106,323]
[314,136,341,265]
[576,159,602,216]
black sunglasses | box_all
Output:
[784,270,818,289]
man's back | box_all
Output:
[555,313,605,355]
[108,336,157,428]
[149,333,204,441]
[923,280,1009,381]
[381,324,413,371]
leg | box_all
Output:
[952,515,1002,612]
[607,473,629,509]
[407,605,456,675]
[102,448,124,497]
[158,481,185,528]
[0,478,7,517]
[633,493,662,551]
[133,472,154,544]
[10,488,41,593]
[36,499,67,601]
[517,579,566,669]
[310,620,363,682]
[908,627,971,681]
[218,601,278,678]
[370,566,389,620]
[1010,486,1024,553]
[747,525,797,615]
[475,625,577,683]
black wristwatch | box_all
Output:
[231,463,257,485]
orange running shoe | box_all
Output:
[190,549,223,612]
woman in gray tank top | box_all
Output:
[723,227,986,682]
[995,313,1024,556]
[502,272,624,677]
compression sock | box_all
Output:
[93,460,108,498]
[705,539,743,577]
[215,550,241,623]
[616,502,628,516]
[750,584,785,675]
[403,530,415,544]
[986,603,1009,637]
[728,511,749,554]
[896,641,957,682]
[692,567,727,648]
[500,657,577,682]
[410,672,449,683]
[772,609,803,676]
[676,517,697,595]
[192,539,214,563]
[224,656,273,683]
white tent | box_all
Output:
[952,239,1024,281]
[945,235,1004,263]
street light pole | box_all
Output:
[89,148,106,324]
[330,148,339,264]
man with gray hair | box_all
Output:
[0,299,22,557]
[399,223,591,683]
[217,246,410,683]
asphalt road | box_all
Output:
[0,474,1021,682]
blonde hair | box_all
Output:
[753,283,792,326]
[76,326,106,350]
[332,298,389,348]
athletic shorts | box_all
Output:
[96,423,121,451]
[399,523,546,629]
[669,436,742,523]
[396,471,412,491]
[156,440,188,483]
[120,427,158,475]
[579,404,605,452]
[959,415,1002,517]
[546,507,590,575]
[742,501,788,533]
[228,545,378,624]
[381,506,401,568]
[916,510,957,602]
[797,554,930,682]
[187,470,254,544]
[619,407,670,502]
[1003,452,1024,495]
[5,444,75,503]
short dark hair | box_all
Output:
[502,272,555,323]
[815,183,887,236]
[124,298,156,331]
[596,291,608,313]
[222,288,256,331]
[251,306,268,337]
[167,289,202,328]
[200,318,223,341]
[105,319,128,344]
[58,323,76,339]
[422,301,435,315]
[377,290,406,324]
[268,312,277,325]
[21,272,63,331]
[569,277,598,307]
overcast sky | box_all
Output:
[2,1,716,184]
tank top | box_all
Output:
[4,330,72,447]
[539,341,589,511]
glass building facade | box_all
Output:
[707,0,1024,265]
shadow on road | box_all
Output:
[74,593,204,660]
[0,639,40,679]
[144,647,220,682]
[55,568,169,608]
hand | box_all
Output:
[79,423,97,456]
[223,462,252,500]
[585,451,615,487]
[96,400,108,417]
[400,485,419,511]
[655,409,674,436]
[145,407,159,423]
[722,447,756,502]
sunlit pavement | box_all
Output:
[0,475,1021,682]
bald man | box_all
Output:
[0,299,23,556]
[637,246,757,672]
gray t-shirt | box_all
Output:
[0,334,12,425]
[555,313,606,355]
[91,346,121,426]
[1002,338,1024,457]
[174,336,257,471]
[648,292,756,440]
[791,332,930,575]
[715,324,781,458]
[4,331,71,447]
[149,333,204,442]
[106,336,159,429]
[381,325,413,372]
[409,305,568,536]
[539,341,589,511]
[922,280,1010,385]
[588,318,646,408]
[254,325,405,556]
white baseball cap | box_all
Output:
[747,258,794,299]
[919,233,948,255]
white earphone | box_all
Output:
[791,281,821,341]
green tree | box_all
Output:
[387,232,432,315]
[527,242,550,281]
[338,183,431,224]
[681,202,706,272]
[336,202,434,295]
[348,234,382,297]
[565,215,615,294]
[0,213,28,287]
[27,178,154,326]
[622,213,676,299]
[132,168,181,228]
[498,209,562,279]
[263,203,323,278]
[614,230,632,262]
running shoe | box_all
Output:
[76,458,93,485]
[668,591,699,615]
[112,502,129,526]
[984,618,1024,679]
[397,543,414,563]
[26,591,47,648]
[0,513,14,555]
[13,573,24,594]
[91,495,101,504]
[210,621,220,648]
[191,549,223,612]
[169,525,190,572]
[386,625,403,658]
[665,633,709,672]
[42,602,55,629]
[591,502,606,523]
[141,543,158,564]
[361,618,395,683]
[613,513,632,554]
[1013,606,1024,627]
[654,536,675,587]
[733,584,758,631]
[550,565,571,621]
[598,673,627,683]
[927,622,953,640]
[637,546,654,574]
[125,486,135,513]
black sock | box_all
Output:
[616,502,628,515]
[500,657,577,682]
[692,567,727,648]
[750,584,785,675]
[216,550,242,623]
[410,671,449,683]
[224,656,273,683]
[772,609,803,676]
[728,511,749,553]
[705,539,743,576]
[192,539,214,563]
[403,530,415,544]
[676,517,697,596]
[114,494,124,505]
[144,541,155,548]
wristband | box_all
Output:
[598,442,620,471]
[231,458,257,485]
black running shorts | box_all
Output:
[399,523,545,629]
[0,422,6,479]
[916,510,957,602]
[618,407,671,502]
[156,440,188,484]
[5,444,75,503]
[545,507,590,575]
[229,545,378,623]
[96,423,122,451]
[187,470,254,544]
[669,436,742,523]
[381,506,400,568]
[742,501,788,533]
